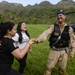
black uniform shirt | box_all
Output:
[0,38,18,73]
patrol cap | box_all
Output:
[57,10,65,15]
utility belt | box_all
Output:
[51,46,69,53]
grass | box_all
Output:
[12,24,75,75]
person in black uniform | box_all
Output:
[0,21,34,75]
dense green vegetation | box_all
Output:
[12,25,75,75]
[0,0,75,75]
[0,1,75,24]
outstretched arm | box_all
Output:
[11,38,35,59]
[35,25,54,43]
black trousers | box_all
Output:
[0,69,21,75]
[17,53,28,73]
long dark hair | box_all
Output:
[0,21,15,40]
[17,22,30,43]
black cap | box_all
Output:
[57,10,65,15]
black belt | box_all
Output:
[51,46,69,53]
[51,46,68,51]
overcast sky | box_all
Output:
[0,0,75,6]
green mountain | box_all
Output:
[0,0,75,24]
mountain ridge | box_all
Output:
[0,0,75,7]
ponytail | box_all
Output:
[0,21,15,40]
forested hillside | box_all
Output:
[0,0,75,25]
